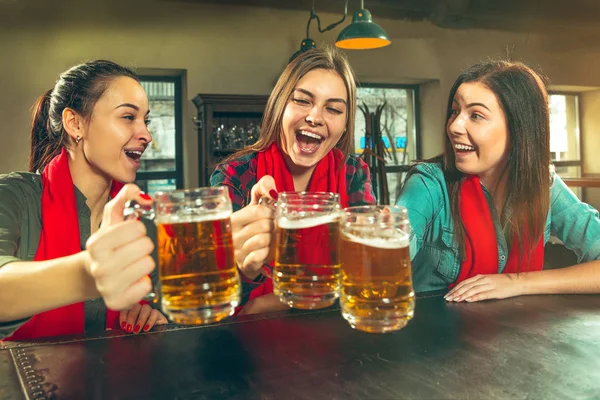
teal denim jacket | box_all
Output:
[396,163,600,293]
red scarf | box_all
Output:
[249,142,348,300]
[453,175,544,286]
[5,148,123,341]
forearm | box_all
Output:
[519,260,600,295]
[0,251,100,322]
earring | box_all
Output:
[76,136,81,144]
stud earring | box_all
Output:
[76,136,81,144]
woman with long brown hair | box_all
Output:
[0,60,167,340]
[397,60,600,301]
[211,47,376,314]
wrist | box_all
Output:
[79,250,91,274]
[76,251,101,299]
[237,262,262,281]
[513,272,529,296]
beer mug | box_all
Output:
[273,192,342,310]
[125,187,240,325]
[339,205,414,333]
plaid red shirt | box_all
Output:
[210,152,376,211]
[210,152,376,305]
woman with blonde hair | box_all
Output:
[211,47,376,314]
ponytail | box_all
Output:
[29,89,64,173]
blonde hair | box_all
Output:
[226,46,357,161]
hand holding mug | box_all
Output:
[230,175,278,279]
[85,184,156,311]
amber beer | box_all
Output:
[157,212,240,324]
[124,186,242,326]
[273,192,342,309]
[340,206,414,333]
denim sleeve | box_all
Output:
[395,166,444,260]
[550,175,600,262]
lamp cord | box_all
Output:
[306,0,349,38]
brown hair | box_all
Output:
[430,60,550,266]
[225,46,357,162]
[29,60,138,172]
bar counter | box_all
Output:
[2,292,600,399]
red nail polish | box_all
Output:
[143,324,150,332]
[121,321,126,330]
[127,324,133,333]
[269,190,278,200]
[139,193,152,201]
[134,325,141,333]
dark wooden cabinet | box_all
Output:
[192,94,269,186]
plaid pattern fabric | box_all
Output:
[210,151,376,305]
[210,152,376,211]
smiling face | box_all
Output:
[79,76,152,183]
[447,82,511,187]
[279,68,348,171]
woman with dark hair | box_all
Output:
[210,47,376,314]
[397,60,600,301]
[0,60,166,340]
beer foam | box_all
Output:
[278,214,339,230]
[156,210,231,224]
[342,232,409,249]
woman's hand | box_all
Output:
[444,274,524,302]
[119,303,168,334]
[85,184,156,311]
[238,293,289,315]
[250,175,278,205]
[231,205,275,279]
[230,175,278,280]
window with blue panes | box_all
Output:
[354,85,420,203]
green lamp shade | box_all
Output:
[289,38,317,63]
[335,9,391,50]
[300,38,317,52]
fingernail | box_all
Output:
[127,324,133,333]
[134,325,141,333]
[454,296,462,302]
[269,190,278,200]
[444,296,451,302]
[139,193,152,201]
[465,297,473,302]
[121,321,126,329]
[143,324,150,332]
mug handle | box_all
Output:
[124,199,155,221]
[124,200,159,304]
[257,196,277,210]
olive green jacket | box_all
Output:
[0,172,157,339]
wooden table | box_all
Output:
[2,292,600,400]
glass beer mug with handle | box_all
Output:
[124,187,241,325]
[273,192,342,310]
[340,205,415,333]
